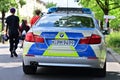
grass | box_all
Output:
[106,31,120,55]
[112,47,120,55]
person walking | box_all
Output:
[5,8,20,57]
[30,9,41,27]
[19,19,30,48]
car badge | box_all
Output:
[60,33,64,38]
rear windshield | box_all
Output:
[36,14,95,28]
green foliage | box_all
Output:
[106,32,120,47]
[111,47,120,55]
[106,31,120,54]
[109,8,120,30]
[79,0,104,21]
[0,0,26,12]
[78,0,120,30]
[45,2,57,8]
[19,0,26,8]
[0,0,17,12]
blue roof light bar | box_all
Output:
[47,7,92,14]
[48,7,58,13]
[82,8,92,14]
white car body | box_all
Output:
[22,7,107,77]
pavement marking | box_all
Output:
[107,62,120,72]
[0,62,22,68]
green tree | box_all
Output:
[0,0,26,31]
[45,2,57,8]
[78,0,120,29]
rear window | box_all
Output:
[36,14,95,28]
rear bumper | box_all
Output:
[23,56,105,69]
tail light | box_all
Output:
[79,34,101,44]
[25,54,35,57]
[25,32,44,43]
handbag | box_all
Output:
[3,34,9,41]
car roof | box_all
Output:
[47,7,94,15]
[46,12,93,18]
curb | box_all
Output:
[107,48,120,63]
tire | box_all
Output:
[23,62,37,74]
[96,61,106,77]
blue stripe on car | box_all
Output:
[27,32,96,57]
[27,43,47,55]
[76,45,96,57]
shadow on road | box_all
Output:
[26,67,120,80]
[0,54,22,63]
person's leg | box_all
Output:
[1,34,5,44]
[9,36,14,57]
[13,36,19,57]
[14,36,19,50]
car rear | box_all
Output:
[22,7,106,77]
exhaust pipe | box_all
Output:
[30,61,38,66]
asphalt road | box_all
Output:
[0,43,120,80]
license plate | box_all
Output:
[52,40,74,46]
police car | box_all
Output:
[22,7,107,77]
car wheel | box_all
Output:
[96,61,106,77]
[23,62,37,74]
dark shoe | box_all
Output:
[10,54,13,57]
[13,51,18,57]
[10,51,13,57]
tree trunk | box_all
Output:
[104,0,109,28]
[100,21,103,30]
[1,10,5,31]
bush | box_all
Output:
[106,32,120,48]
